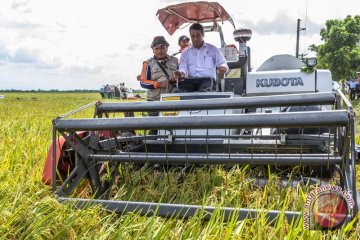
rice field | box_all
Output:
[1,92,360,239]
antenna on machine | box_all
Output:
[295,0,308,59]
[303,0,309,57]
[296,19,306,58]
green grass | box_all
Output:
[1,92,360,239]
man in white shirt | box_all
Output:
[175,23,228,92]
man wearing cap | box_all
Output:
[172,35,190,57]
[139,36,178,101]
[139,36,178,134]
[175,23,228,92]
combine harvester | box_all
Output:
[43,1,360,229]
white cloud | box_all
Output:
[66,62,103,75]
[11,0,31,13]
[11,47,41,63]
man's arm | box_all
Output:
[177,49,189,78]
[140,61,156,89]
[214,47,228,74]
[139,61,169,89]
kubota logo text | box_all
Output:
[256,77,304,87]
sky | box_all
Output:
[0,0,359,90]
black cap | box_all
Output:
[178,35,190,44]
[151,36,169,48]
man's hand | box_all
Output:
[218,66,228,74]
[174,71,185,80]
[169,73,177,82]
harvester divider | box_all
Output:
[59,101,99,118]
[336,89,353,109]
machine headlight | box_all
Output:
[306,57,317,67]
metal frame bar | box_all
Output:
[55,110,348,131]
[91,153,342,166]
[57,197,355,226]
[59,197,304,223]
[336,89,359,211]
[96,92,335,113]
